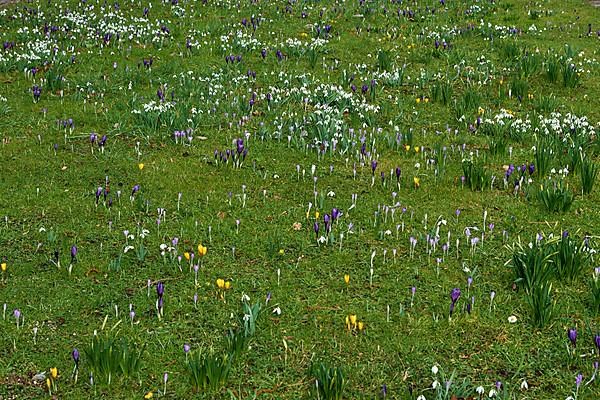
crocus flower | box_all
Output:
[568,328,577,347]
[449,288,461,317]
[71,245,77,261]
[156,282,164,298]
[72,348,80,366]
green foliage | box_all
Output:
[376,49,392,71]
[533,139,554,178]
[525,281,555,329]
[462,159,491,191]
[510,79,528,100]
[84,333,145,385]
[590,268,600,315]
[562,62,580,88]
[551,234,590,282]
[430,80,453,105]
[537,178,574,213]
[516,52,541,78]
[533,94,559,113]
[579,155,598,195]
[545,57,560,83]
[510,240,555,293]
[187,351,232,392]
[309,363,346,400]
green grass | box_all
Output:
[1,0,600,399]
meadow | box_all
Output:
[1,0,600,398]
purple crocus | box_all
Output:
[184,343,191,354]
[156,281,165,298]
[72,348,80,366]
[371,160,378,175]
[71,245,78,261]
[331,208,340,221]
[568,328,577,347]
[314,222,319,236]
[449,287,461,317]
[595,334,600,352]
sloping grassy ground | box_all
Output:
[0,0,600,399]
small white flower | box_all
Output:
[488,388,497,397]
[432,380,439,389]
[272,306,281,315]
[327,191,335,197]
[416,396,426,400]
[241,293,250,302]
[520,379,529,390]
[431,365,438,375]
[159,243,167,251]
[476,386,485,395]
[39,227,46,232]
[508,315,517,323]
[123,245,134,253]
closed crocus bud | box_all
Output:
[450,288,461,304]
[72,348,80,365]
[568,328,577,346]
[71,245,78,260]
[156,282,165,298]
[183,344,191,353]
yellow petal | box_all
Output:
[144,392,154,399]
[216,279,224,289]
[344,274,350,285]
[224,281,231,290]
[1,263,6,272]
[138,163,144,170]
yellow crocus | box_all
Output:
[404,144,410,152]
[478,107,485,115]
[415,97,421,104]
[197,244,207,257]
[224,281,231,290]
[138,163,144,170]
[315,211,320,219]
[349,314,357,327]
[344,274,350,285]
[216,278,225,289]
[278,249,285,255]
[413,177,421,188]
[144,392,154,399]
[415,146,420,153]
[46,378,51,391]
[184,252,190,261]
[357,321,364,331]
[50,367,58,379]
[1,263,6,272]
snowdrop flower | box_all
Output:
[432,380,439,389]
[124,245,134,253]
[432,365,439,375]
[327,191,335,197]
[241,293,250,302]
[520,380,528,390]
[508,315,517,323]
[488,388,497,397]
[476,386,485,395]
[416,396,426,400]
[272,306,281,315]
